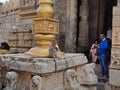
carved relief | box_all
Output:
[25,0,35,6]
[30,75,42,90]
[2,1,9,13]
[14,0,20,10]
[80,63,98,85]
[3,71,18,90]
[8,0,14,12]
[33,19,59,34]
[64,69,80,90]
[110,49,120,69]
[2,0,20,13]
[64,69,89,90]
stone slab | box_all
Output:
[55,53,88,71]
[109,69,120,87]
[0,54,55,74]
[0,53,88,74]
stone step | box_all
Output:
[97,82,111,90]
[97,82,120,90]
[98,76,108,83]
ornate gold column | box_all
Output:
[25,0,59,57]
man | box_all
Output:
[98,33,109,78]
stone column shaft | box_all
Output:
[78,0,89,52]
[65,0,77,53]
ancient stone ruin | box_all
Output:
[0,0,98,90]
[0,0,120,90]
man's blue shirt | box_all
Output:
[98,38,109,55]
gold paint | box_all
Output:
[33,18,59,34]
[25,0,64,57]
[37,0,54,18]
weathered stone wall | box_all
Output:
[0,0,38,53]
[0,11,19,43]
[109,0,120,89]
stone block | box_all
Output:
[17,72,31,90]
[113,16,120,27]
[55,53,88,71]
[112,27,120,46]
[110,48,120,69]
[42,71,64,90]
[0,53,88,74]
[97,85,104,90]
[24,33,33,40]
[113,6,120,16]
[109,69,120,87]
[0,54,56,74]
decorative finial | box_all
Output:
[37,0,55,18]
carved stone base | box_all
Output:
[0,53,97,90]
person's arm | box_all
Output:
[100,40,109,50]
[91,44,95,49]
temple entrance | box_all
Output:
[104,0,117,33]
[76,0,117,53]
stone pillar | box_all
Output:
[109,0,120,89]
[54,0,67,52]
[78,0,89,52]
[65,0,77,53]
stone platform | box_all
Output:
[0,53,97,90]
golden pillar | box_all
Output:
[25,0,60,57]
